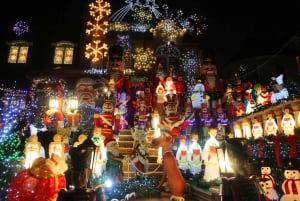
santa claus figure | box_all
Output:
[280,159,300,201]
[130,138,149,177]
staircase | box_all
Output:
[117,129,163,180]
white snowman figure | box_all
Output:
[280,159,300,201]
[260,158,278,201]
[191,80,206,109]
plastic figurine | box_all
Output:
[188,133,202,175]
[203,127,220,181]
[48,133,65,160]
[175,136,189,173]
[24,135,44,169]
[264,113,278,136]
[281,107,295,136]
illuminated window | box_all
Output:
[7,40,30,63]
[53,41,75,65]
[155,42,180,74]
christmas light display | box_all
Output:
[150,4,207,41]
[132,47,156,71]
[109,0,162,22]
[108,0,207,37]
[13,21,29,36]
[180,50,199,99]
[85,0,111,63]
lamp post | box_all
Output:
[217,140,234,201]
[48,95,80,130]
[217,139,264,201]
[65,96,80,130]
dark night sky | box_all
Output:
[1,0,299,73]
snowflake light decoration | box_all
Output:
[13,21,29,36]
[180,50,199,99]
[85,0,111,63]
[150,4,207,41]
[132,48,156,71]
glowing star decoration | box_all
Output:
[180,50,199,99]
[109,0,162,22]
[132,48,156,71]
[150,4,207,41]
[13,21,29,36]
[131,6,153,32]
[132,6,152,23]
[85,0,111,63]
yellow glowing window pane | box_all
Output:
[54,47,73,64]
[8,46,19,63]
[54,47,64,64]
[63,47,73,64]
[18,46,28,63]
[8,45,28,63]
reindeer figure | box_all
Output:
[151,117,187,201]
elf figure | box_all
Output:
[280,159,300,201]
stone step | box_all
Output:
[117,129,163,180]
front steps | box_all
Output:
[117,129,163,180]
